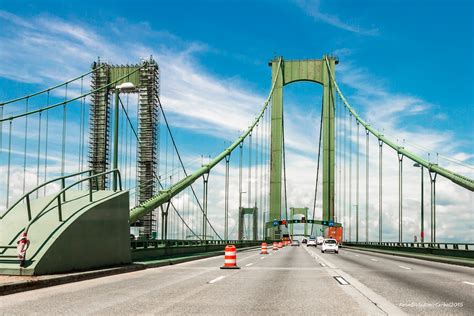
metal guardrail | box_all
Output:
[0,170,94,221]
[344,241,474,251]
[0,169,122,257]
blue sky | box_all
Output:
[0,0,472,241]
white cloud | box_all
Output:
[294,0,379,36]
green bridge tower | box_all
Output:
[267,56,338,240]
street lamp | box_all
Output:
[413,163,424,243]
[113,82,136,191]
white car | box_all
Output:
[321,238,339,254]
[316,236,324,245]
[307,236,317,247]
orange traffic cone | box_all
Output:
[278,242,283,248]
[220,245,240,269]
[272,242,278,250]
[260,242,269,254]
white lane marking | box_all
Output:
[320,263,327,267]
[370,258,378,262]
[245,263,253,267]
[398,265,412,270]
[463,281,474,285]
[334,276,350,285]
[260,257,265,259]
[354,254,360,257]
[208,276,225,284]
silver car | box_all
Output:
[307,236,317,247]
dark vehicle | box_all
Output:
[302,237,307,244]
[291,240,300,246]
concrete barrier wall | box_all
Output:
[343,243,474,259]
[131,242,263,261]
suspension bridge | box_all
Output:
[0,55,473,312]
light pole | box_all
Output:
[113,82,135,191]
[413,163,424,243]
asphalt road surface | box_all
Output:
[1,245,473,315]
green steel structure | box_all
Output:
[238,207,258,241]
[89,58,160,238]
[289,207,309,237]
[267,57,338,240]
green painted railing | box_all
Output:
[0,170,94,221]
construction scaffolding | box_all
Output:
[88,57,160,237]
[88,61,111,190]
[137,59,160,238]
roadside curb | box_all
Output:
[343,246,474,267]
[0,264,146,296]
[0,246,259,296]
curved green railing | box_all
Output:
[0,170,94,221]
[129,57,283,223]
[324,57,474,191]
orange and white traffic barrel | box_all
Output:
[260,242,269,254]
[220,245,240,269]
[278,241,283,248]
[272,242,278,251]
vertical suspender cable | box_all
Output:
[6,120,12,208]
[61,84,68,177]
[225,154,230,241]
[254,123,258,208]
[343,107,347,241]
[238,141,243,233]
[335,95,339,221]
[36,111,42,197]
[398,152,403,243]
[80,79,86,178]
[356,121,360,242]
[365,128,369,241]
[78,78,84,179]
[349,114,352,241]
[44,92,50,196]
[256,123,259,237]
[429,172,437,243]
[22,98,29,195]
[378,139,383,242]
[259,118,264,239]
[248,133,252,207]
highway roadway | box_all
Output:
[1,245,473,315]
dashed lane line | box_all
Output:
[398,265,412,270]
[208,276,225,284]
